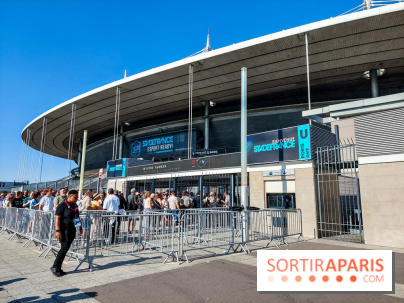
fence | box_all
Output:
[0,206,303,271]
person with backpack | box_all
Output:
[127,188,138,234]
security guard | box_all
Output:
[51,189,80,277]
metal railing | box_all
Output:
[0,206,303,271]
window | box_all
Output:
[266,193,295,209]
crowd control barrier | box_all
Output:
[0,206,303,271]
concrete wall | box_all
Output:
[331,118,356,144]
[359,161,404,248]
[294,168,318,240]
[248,168,318,239]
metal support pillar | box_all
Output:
[230,174,235,208]
[79,130,88,198]
[37,117,47,183]
[198,175,203,207]
[118,122,124,159]
[188,64,194,159]
[151,179,156,193]
[204,101,210,150]
[370,69,379,98]
[240,67,249,243]
[173,178,178,194]
[77,139,83,175]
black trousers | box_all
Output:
[103,219,116,243]
[53,228,75,269]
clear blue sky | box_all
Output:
[0,0,359,183]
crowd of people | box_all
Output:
[0,187,231,213]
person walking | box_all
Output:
[51,190,80,277]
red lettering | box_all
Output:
[360,259,369,272]
[375,259,384,272]
[315,259,324,272]
[347,259,358,272]
[290,259,299,272]
[300,259,308,271]
[371,259,374,271]
[338,259,347,271]
[326,259,337,271]
[267,259,275,272]
[277,259,288,272]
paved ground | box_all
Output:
[0,232,403,303]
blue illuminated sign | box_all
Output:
[247,125,311,165]
[130,131,196,158]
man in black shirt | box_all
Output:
[51,190,80,277]
[11,191,24,208]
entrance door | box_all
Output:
[316,143,363,242]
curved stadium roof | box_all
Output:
[22,3,404,159]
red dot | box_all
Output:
[295,275,302,282]
[322,275,329,282]
[350,275,357,282]
[336,275,343,282]
[309,275,316,282]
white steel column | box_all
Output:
[66,103,77,177]
[112,87,121,160]
[188,64,194,159]
[79,130,88,198]
[37,117,47,183]
[305,33,311,112]
[241,67,249,243]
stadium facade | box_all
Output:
[20,3,404,248]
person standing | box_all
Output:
[51,190,80,277]
[223,193,231,209]
[39,188,54,211]
[11,191,24,208]
[102,188,120,243]
[127,189,138,234]
[54,188,67,208]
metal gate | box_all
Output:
[316,143,363,242]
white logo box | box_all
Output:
[257,250,393,292]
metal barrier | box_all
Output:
[0,206,303,271]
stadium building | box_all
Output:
[20,2,404,248]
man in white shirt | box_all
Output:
[181,192,192,208]
[168,192,179,210]
[39,188,55,211]
[103,188,120,243]
[224,193,231,208]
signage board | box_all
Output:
[107,159,127,178]
[263,169,294,176]
[192,149,219,157]
[129,130,196,159]
[247,125,311,165]
[127,153,240,176]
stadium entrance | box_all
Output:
[124,173,243,207]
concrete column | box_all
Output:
[370,69,379,98]
[204,101,210,150]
